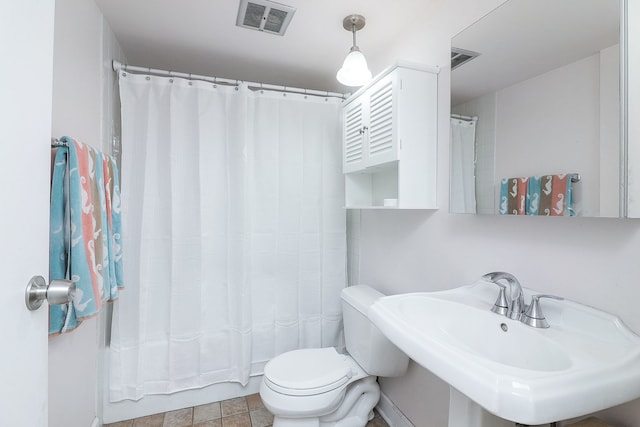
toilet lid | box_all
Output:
[263,348,353,396]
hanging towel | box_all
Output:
[501,173,576,216]
[538,174,574,216]
[49,136,123,335]
[499,177,528,215]
[526,176,542,215]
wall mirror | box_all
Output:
[449,0,626,217]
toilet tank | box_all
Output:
[341,285,409,377]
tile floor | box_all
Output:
[104,393,390,427]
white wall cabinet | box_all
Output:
[343,64,439,209]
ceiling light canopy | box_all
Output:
[336,14,372,87]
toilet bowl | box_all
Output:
[260,285,409,427]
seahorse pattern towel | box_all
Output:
[500,174,575,216]
[49,136,123,335]
[499,177,528,215]
[538,174,573,216]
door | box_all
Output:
[343,95,367,173]
[366,72,397,166]
[0,2,55,425]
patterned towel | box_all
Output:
[49,136,123,335]
[538,174,574,216]
[499,177,528,215]
[526,176,542,215]
[500,174,575,216]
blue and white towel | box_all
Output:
[49,136,123,335]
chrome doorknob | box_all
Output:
[25,276,76,311]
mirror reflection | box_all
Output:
[450,0,621,217]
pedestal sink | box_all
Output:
[368,281,640,426]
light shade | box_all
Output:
[336,48,372,87]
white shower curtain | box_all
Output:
[450,118,477,214]
[109,73,346,401]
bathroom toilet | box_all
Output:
[259,285,409,427]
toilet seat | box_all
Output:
[263,348,354,396]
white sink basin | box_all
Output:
[369,282,640,424]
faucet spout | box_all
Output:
[482,272,525,320]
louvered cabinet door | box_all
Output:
[366,74,398,167]
[343,97,367,173]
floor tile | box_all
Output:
[366,411,389,427]
[249,408,273,427]
[221,397,249,417]
[245,393,264,411]
[132,413,165,427]
[194,420,223,427]
[194,401,222,423]
[222,412,252,427]
[105,421,133,427]
[104,393,387,427]
[163,407,192,426]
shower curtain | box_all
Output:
[450,117,477,214]
[109,73,346,401]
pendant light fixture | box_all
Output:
[336,14,372,87]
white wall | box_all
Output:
[49,1,124,426]
[355,0,640,426]
[495,54,601,217]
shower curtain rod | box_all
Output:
[112,60,347,100]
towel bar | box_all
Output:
[51,137,68,147]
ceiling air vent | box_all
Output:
[451,47,480,71]
[236,0,296,36]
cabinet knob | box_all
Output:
[359,126,368,135]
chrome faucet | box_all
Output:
[482,272,525,320]
[521,294,564,328]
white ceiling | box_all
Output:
[451,0,620,106]
[94,0,440,94]
[94,0,621,100]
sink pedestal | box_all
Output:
[448,388,512,427]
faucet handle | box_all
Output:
[521,294,564,328]
[487,281,509,316]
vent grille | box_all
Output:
[237,0,296,36]
[451,47,480,71]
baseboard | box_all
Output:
[90,416,100,427]
[376,392,415,427]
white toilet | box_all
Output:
[259,285,409,427]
